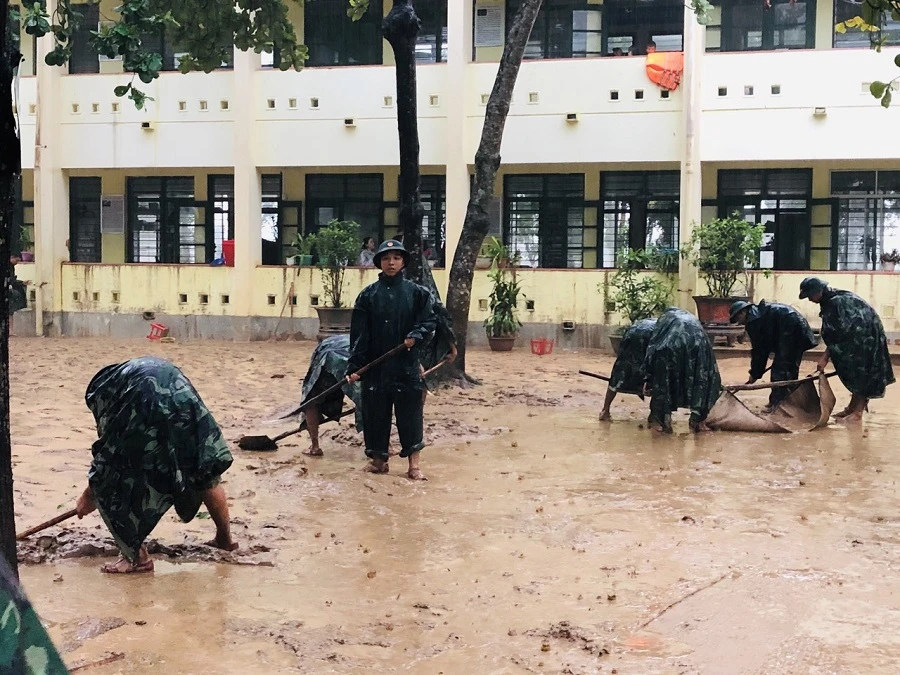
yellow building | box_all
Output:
[9,0,900,346]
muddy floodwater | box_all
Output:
[9,337,900,674]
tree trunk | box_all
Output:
[444,0,543,374]
[383,0,425,285]
[0,0,22,577]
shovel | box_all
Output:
[238,407,357,451]
[17,508,78,540]
[578,369,611,382]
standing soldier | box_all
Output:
[346,240,437,480]
[799,277,895,421]
[728,299,818,413]
[642,308,722,433]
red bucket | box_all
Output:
[530,338,554,356]
[222,239,235,267]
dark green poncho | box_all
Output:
[819,289,895,398]
[85,357,233,562]
[0,556,68,674]
[609,319,657,396]
[8,277,26,316]
[299,335,363,430]
[642,308,722,425]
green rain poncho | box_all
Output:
[0,556,69,674]
[299,335,363,429]
[642,308,722,425]
[818,289,895,399]
[609,319,657,396]
[85,357,233,562]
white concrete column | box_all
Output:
[231,46,262,331]
[33,0,69,336]
[444,0,474,293]
[678,7,705,309]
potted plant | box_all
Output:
[307,219,361,341]
[288,232,314,267]
[881,249,900,272]
[483,239,522,351]
[680,213,764,324]
[606,248,674,354]
[19,225,34,262]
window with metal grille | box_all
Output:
[706,0,814,52]
[69,177,102,262]
[306,174,384,244]
[127,177,204,264]
[504,175,586,269]
[208,175,234,260]
[832,171,900,271]
[420,175,446,265]
[601,171,680,268]
[415,0,449,63]
[716,169,812,270]
[833,0,900,48]
[10,175,33,256]
[507,0,603,59]
[132,26,234,72]
[305,0,383,66]
[602,0,684,55]
[69,2,100,74]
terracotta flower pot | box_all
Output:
[693,295,749,325]
[314,306,353,342]
[487,335,516,352]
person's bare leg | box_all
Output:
[201,485,238,551]
[302,407,323,457]
[101,545,153,574]
[407,451,426,481]
[598,388,616,421]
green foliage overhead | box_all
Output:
[19,0,309,108]
[608,248,674,325]
[681,214,764,299]
[307,219,361,308]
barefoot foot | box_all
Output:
[205,536,239,552]
[100,556,154,574]
[364,460,389,474]
[598,410,611,422]
[302,446,324,457]
[407,468,428,481]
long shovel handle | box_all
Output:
[579,369,611,382]
[725,371,838,392]
[281,343,408,419]
[17,508,78,540]
[273,407,357,443]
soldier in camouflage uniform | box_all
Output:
[641,308,722,433]
[75,357,237,574]
[799,277,895,421]
[0,555,69,674]
[729,299,818,413]
[599,318,657,421]
[299,335,363,457]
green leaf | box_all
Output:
[114,84,131,97]
[882,89,892,108]
[895,54,900,68]
[870,81,888,98]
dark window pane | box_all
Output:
[69,3,100,74]
[306,0,382,66]
[69,177,102,262]
[415,0,448,63]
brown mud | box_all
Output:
[9,337,900,674]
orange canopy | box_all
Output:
[646,52,684,91]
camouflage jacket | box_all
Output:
[819,289,895,398]
[300,335,363,430]
[745,300,818,379]
[609,319,657,396]
[85,357,233,562]
[0,556,69,674]
[642,308,722,423]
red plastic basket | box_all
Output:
[530,338,554,356]
[147,323,169,340]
